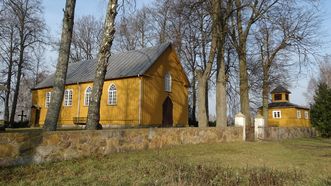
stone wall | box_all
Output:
[0,127,243,167]
[262,127,317,140]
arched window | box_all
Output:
[45,92,51,108]
[164,72,172,92]
[108,84,117,105]
[63,89,73,106]
[84,87,92,106]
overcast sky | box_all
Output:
[42,0,331,115]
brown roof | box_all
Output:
[271,85,291,94]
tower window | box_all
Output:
[297,110,301,119]
[274,94,282,101]
[272,110,281,118]
[304,111,309,119]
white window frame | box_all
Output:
[108,84,117,105]
[63,89,73,106]
[297,110,301,119]
[272,110,281,119]
[84,87,92,106]
[45,92,51,108]
[164,72,172,92]
[304,111,309,119]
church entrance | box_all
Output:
[162,96,173,127]
[31,106,40,127]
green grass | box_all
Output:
[1,138,330,185]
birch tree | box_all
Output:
[44,0,76,131]
[86,0,118,129]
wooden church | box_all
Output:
[259,85,311,127]
[30,42,189,128]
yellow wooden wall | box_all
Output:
[267,107,311,127]
[142,46,189,126]
[31,77,140,126]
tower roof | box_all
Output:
[271,85,291,94]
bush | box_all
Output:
[10,120,30,128]
[310,83,331,137]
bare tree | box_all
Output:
[0,7,18,124]
[253,1,319,125]
[70,15,103,63]
[86,0,118,129]
[305,55,331,104]
[230,0,280,128]
[3,0,46,125]
[214,0,233,127]
[44,0,76,131]
[196,1,217,127]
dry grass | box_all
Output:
[0,138,330,185]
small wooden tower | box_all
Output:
[271,85,291,103]
[259,85,310,127]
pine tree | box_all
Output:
[310,83,331,137]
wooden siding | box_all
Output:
[31,77,140,126]
[267,107,311,127]
[141,46,189,126]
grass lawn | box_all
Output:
[1,138,330,185]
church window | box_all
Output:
[274,94,282,101]
[304,111,309,119]
[45,92,51,108]
[108,84,117,105]
[84,87,92,106]
[64,89,73,106]
[297,110,301,119]
[164,72,172,92]
[272,110,281,118]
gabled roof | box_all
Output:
[34,42,172,89]
[259,102,309,110]
[271,85,291,94]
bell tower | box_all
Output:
[271,85,291,103]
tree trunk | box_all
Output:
[205,81,209,121]
[197,72,208,127]
[43,0,76,131]
[262,67,270,127]
[216,47,227,127]
[191,74,197,123]
[4,30,14,124]
[238,50,251,127]
[9,40,24,124]
[86,0,118,130]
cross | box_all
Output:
[18,110,27,122]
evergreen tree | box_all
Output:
[310,83,331,137]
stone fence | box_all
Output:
[256,127,318,140]
[0,127,243,167]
